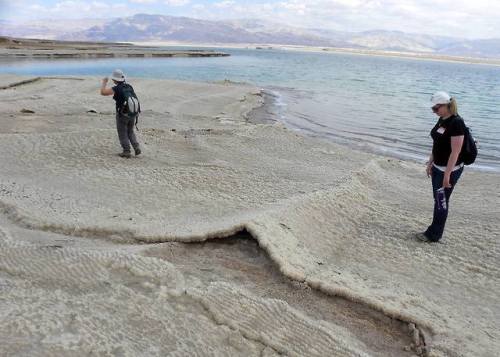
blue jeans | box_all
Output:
[425,165,463,242]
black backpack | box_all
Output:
[459,118,478,165]
[119,83,141,123]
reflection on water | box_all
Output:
[1,48,499,171]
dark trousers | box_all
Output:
[425,165,463,241]
[116,113,139,152]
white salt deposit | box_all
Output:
[0,75,498,356]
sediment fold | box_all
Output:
[0,164,430,355]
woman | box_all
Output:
[417,91,466,243]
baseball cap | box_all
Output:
[430,91,451,107]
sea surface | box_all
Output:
[1,47,499,171]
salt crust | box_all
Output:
[0,76,499,356]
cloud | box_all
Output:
[194,0,500,39]
[6,1,134,20]
[192,4,205,10]
[281,0,500,38]
[213,1,235,8]
[164,0,190,6]
[130,0,158,4]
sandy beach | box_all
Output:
[0,74,499,356]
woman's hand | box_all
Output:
[442,135,463,188]
[426,161,433,177]
[443,174,452,188]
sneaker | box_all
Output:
[119,151,132,158]
[414,232,431,243]
[134,147,141,156]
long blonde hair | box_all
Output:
[448,97,458,116]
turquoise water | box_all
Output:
[1,48,499,171]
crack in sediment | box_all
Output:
[0,160,432,354]
[0,198,429,355]
[1,179,431,354]
[240,228,429,356]
[241,224,430,356]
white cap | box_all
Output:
[111,69,125,82]
[430,91,451,107]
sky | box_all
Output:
[1,0,499,40]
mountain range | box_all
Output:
[2,14,500,58]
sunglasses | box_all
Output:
[432,104,444,113]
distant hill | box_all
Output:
[437,38,500,57]
[345,30,460,53]
[2,14,500,58]
[59,14,353,48]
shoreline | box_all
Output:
[1,70,497,173]
[248,85,499,174]
[1,74,499,356]
[132,40,500,67]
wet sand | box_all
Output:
[0,75,499,356]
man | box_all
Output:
[100,69,141,158]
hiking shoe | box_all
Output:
[134,147,141,156]
[414,232,431,243]
[119,151,132,158]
